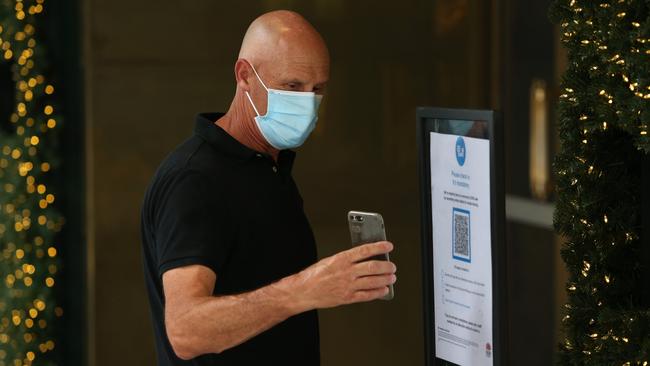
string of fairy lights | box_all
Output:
[551,0,650,364]
[0,0,64,365]
[558,2,650,139]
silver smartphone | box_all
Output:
[348,210,394,300]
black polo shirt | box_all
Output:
[140,112,320,366]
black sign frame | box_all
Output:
[416,107,507,366]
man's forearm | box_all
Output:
[164,241,396,360]
[166,274,305,359]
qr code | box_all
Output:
[452,208,471,263]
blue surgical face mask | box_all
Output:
[244,63,323,150]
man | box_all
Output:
[141,10,397,365]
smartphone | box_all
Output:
[348,210,394,300]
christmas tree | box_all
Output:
[550,0,650,364]
[0,0,63,365]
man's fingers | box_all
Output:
[351,287,390,303]
[346,241,393,263]
[354,260,396,277]
[354,274,396,290]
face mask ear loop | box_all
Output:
[244,91,261,117]
[248,62,269,92]
[244,61,269,117]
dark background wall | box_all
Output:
[82,0,561,365]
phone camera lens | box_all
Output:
[356,216,364,222]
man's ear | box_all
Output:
[234,59,252,91]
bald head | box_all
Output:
[219,11,330,156]
[239,10,329,67]
[231,10,330,122]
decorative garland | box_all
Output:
[0,0,63,365]
[550,0,650,364]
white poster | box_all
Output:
[430,131,493,366]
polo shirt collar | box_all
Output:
[194,112,296,173]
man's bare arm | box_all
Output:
[163,265,295,359]
[163,241,396,360]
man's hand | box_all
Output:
[162,241,395,359]
[278,241,396,312]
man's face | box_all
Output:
[248,38,330,116]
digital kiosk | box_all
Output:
[417,107,507,366]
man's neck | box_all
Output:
[215,99,279,161]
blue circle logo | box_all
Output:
[455,137,466,166]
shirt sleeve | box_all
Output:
[154,169,232,278]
